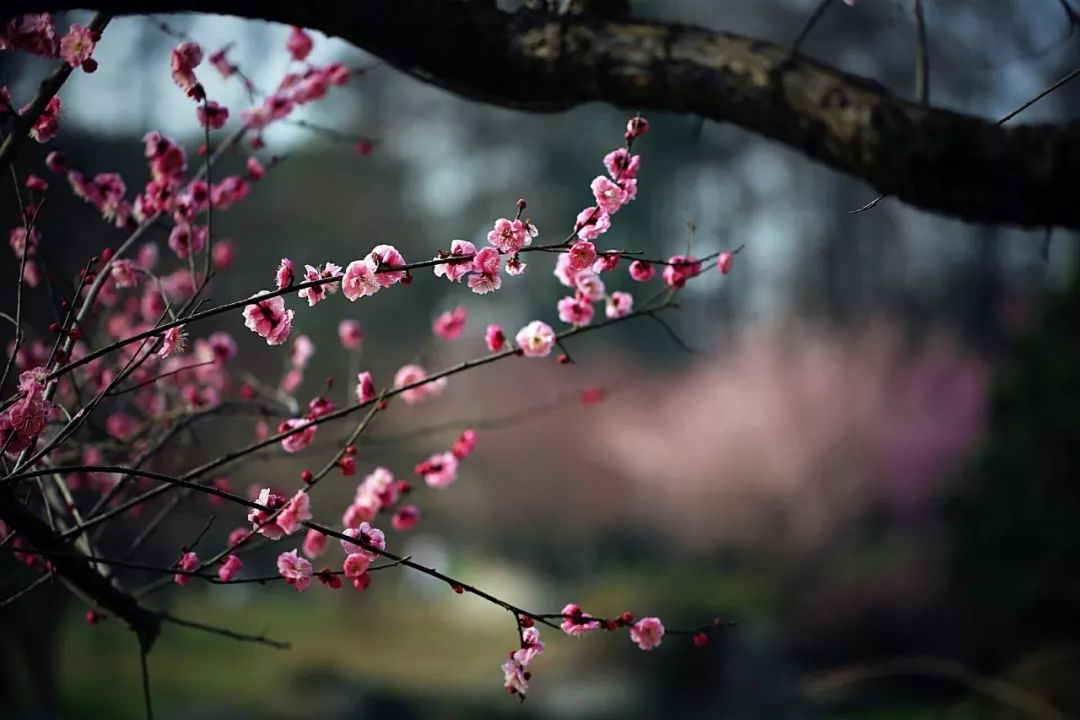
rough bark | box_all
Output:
[5,0,1080,229]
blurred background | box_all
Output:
[2,0,1079,718]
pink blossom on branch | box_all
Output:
[286,26,313,61]
[276,549,313,591]
[630,616,665,650]
[560,602,601,636]
[173,551,199,586]
[340,521,386,560]
[241,291,294,345]
[59,23,95,68]
[485,324,505,352]
[433,239,477,283]
[338,319,364,349]
[468,247,502,295]
[218,554,242,582]
[662,255,702,289]
[515,321,556,358]
[296,262,342,306]
[394,364,447,405]
[341,258,381,300]
[196,101,229,129]
[355,371,377,403]
[416,451,459,488]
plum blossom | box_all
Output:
[341,258,381,300]
[573,271,605,302]
[0,368,53,455]
[343,553,370,578]
[277,490,312,534]
[302,529,327,559]
[567,241,597,272]
[111,259,138,289]
[276,549,313,591]
[247,487,288,538]
[356,371,377,403]
[174,551,199,586]
[340,521,386,560]
[630,616,665,650]
[485,324,505,352]
[628,259,655,282]
[416,451,459,488]
[242,291,294,345]
[170,41,203,99]
[1,13,58,58]
[468,247,502,295]
[167,223,207,258]
[196,101,229,129]
[513,627,545,666]
[394,364,447,405]
[286,26,313,61]
[368,244,407,287]
[575,206,611,241]
[392,505,420,531]
[593,252,619,273]
[433,239,476,282]
[590,176,627,215]
[605,291,633,319]
[501,660,529,697]
[296,262,342,306]
[27,97,61,143]
[626,115,649,138]
[603,148,641,180]
[59,23,95,68]
[717,251,734,275]
[338,319,364,349]
[218,554,242,582]
[486,218,533,254]
[279,417,316,453]
[433,307,467,341]
[560,603,601,636]
[275,258,293,289]
[452,429,478,459]
[557,295,595,326]
[662,255,702,289]
[505,254,527,276]
[158,325,187,358]
[516,321,556,358]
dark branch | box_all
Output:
[4,0,1080,228]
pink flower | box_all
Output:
[557,295,595,326]
[196,101,229,129]
[355,371,377,403]
[567,241,597,272]
[486,218,531,254]
[111,259,139,289]
[279,418,316,453]
[59,23,95,68]
[276,549,312,591]
[246,156,265,181]
[515,321,556,358]
[662,255,702,289]
[560,602,601,636]
[628,259,655,282]
[433,307,467,341]
[45,151,67,173]
[505,254,527,276]
[416,451,459,488]
[391,505,421,531]
[626,115,649,138]
[590,176,627,215]
[218,554,242,583]
[630,616,665,650]
[275,258,293,289]
[338,319,364,349]
[302,529,328,558]
[242,291,294,345]
[368,244,407,287]
[605,291,633,318]
[603,148,641,180]
[501,660,529,697]
[593,252,620,273]
[717,251,734,275]
[343,499,377,529]
[290,335,315,370]
[174,551,199,586]
[209,47,235,77]
[485,324,505,352]
[167,223,207,258]
[433,239,476,282]
[575,206,611,241]
[1,14,58,58]
[158,325,187,358]
[277,490,312,535]
[513,627,545,666]
[170,41,203,99]
[343,552,370,578]
[27,97,61,143]
[297,262,342,306]
[341,259,381,300]
[286,26,313,61]
[574,271,605,302]
[247,487,288,538]
[394,364,447,405]
[340,521,386,560]
[451,429,478,459]
[468,247,502,295]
